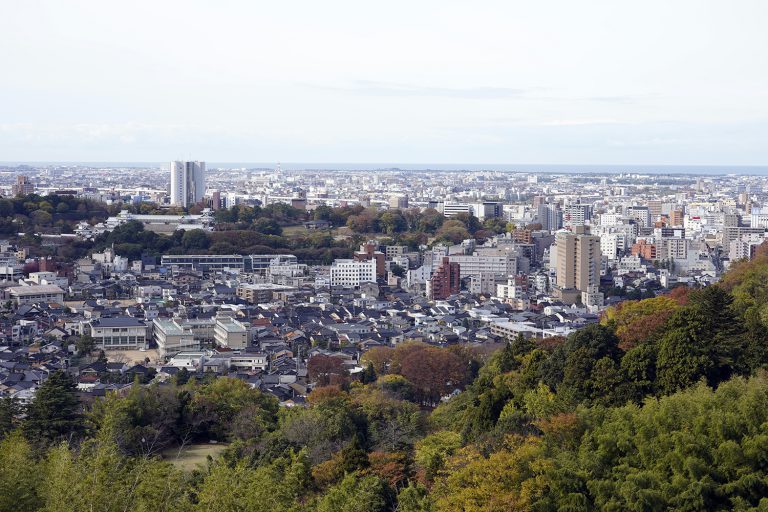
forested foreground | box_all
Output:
[4,251,768,511]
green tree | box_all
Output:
[397,483,434,512]
[340,435,370,473]
[390,263,406,278]
[0,396,20,438]
[379,211,406,234]
[316,472,388,512]
[361,363,377,385]
[0,431,40,512]
[181,229,211,252]
[75,335,96,355]
[24,370,83,446]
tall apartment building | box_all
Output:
[669,209,685,227]
[648,200,663,221]
[427,257,460,300]
[330,259,377,288]
[12,175,34,196]
[537,204,563,232]
[511,228,533,244]
[659,237,688,260]
[626,206,652,228]
[564,204,592,229]
[554,231,601,304]
[170,160,206,207]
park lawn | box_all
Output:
[161,443,227,471]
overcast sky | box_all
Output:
[1,0,767,165]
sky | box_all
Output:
[1,0,767,165]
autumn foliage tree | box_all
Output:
[399,346,468,405]
[308,355,349,387]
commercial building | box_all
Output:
[170,160,206,207]
[448,253,516,279]
[330,259,377,288]
[751,208,768,229]
[161,254,245,273]
[249,254,298,275]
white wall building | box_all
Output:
[170,160,206,207]
[448,254,516,279]
[153,319,198,358]
[214,318,249,350]
[330,259,377,288]
[89,317,148,350]
[7,284,65,306]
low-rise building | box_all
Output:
[89,317,149,350]
[214,317,249,349]
[7,284,65,305]
[153,318,198,358]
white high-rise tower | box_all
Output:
[170,160,205,207]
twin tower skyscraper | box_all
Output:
[169,160,205,207]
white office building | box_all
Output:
[170,160,206,207]
[330,259,377,288]
[448,254,516,279]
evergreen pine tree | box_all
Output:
[23,371,83,445]
[340,435,370,473]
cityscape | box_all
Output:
[2,1,768,511]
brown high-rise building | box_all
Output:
[354,242,386,278]
[427,257,461,300]
[210,190,222,210]
[555,231,601,304]
[12,175,34,196]
[669,209,684,227]
[648,200,663,222]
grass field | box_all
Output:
[161,443,227,471]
